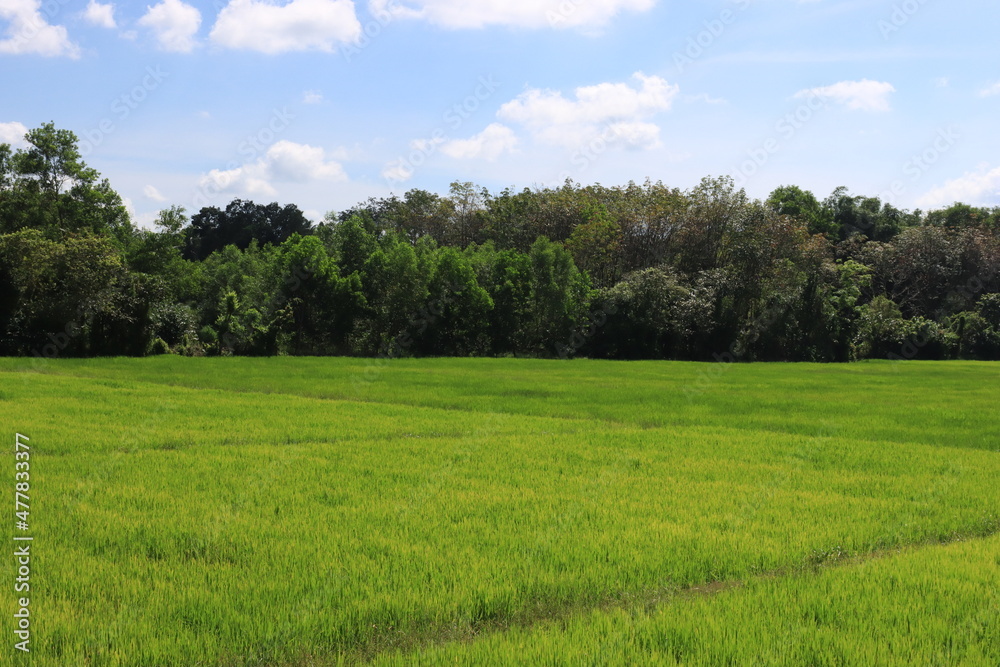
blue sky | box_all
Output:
[2,0,998,227]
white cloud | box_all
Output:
[381,159,413,184]
[440,123,518,161]
[794,79,896,112]
[0,121,28,147]
[138,0,201,53]
[685,93,727,106]
[604,121,662,148]
[372,0,655,30]
[266,140,346,181]
[143,185,167,202]
[83,1,116,29]
[498,72,678,149]
[200,168,277,197]
[210,0,361,54]
[302,90,323,104]
[978,81,1000,98]
[0,0,80,57]
[917,165,1000,209]
[198,140,347,197]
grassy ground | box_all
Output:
[0,358,997,665]
[372,534,1000,666]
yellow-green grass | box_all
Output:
[373,534,1000,666]
[0,358,997,665]
[4,357,997,451]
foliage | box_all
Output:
[183,199,312,261]
[0,122,131,241]
[3,122,1000,360]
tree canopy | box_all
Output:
[2,123,999,362]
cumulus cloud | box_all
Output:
[302,90,323,104]
[380,159,413,185]
[138,0,201,53]
[210,0,361,54]
[917,165,1000,209]
[83,1,116,29]
[201,168,277,197]
[0,121,29,147]
[371,0,655,30]
[794,79,896,112]
[440,123,518,161]
[603,120,661,147]
[498,72,678,149]
[266,140,346,181]
[0,0,80,57]
[143,185,167,202]
[198,140,347,197]
[380,133,446,184]
[978,81,1000,98]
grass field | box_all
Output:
[1,357,998,665]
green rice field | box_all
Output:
[1,358,998,665]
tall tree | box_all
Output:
[1,122,130,240]
[184,199,312,261]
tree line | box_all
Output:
[2,123,999,362]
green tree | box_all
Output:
[185,199,312,261]
[565,201,621,288]
[823,188,915,242]
[272,235,366,355]
[673,176,748,274]
[1,122,131,240]
[125,206,200,301]
[0,230,132,356]
[924,203,992,228]
[412,247,493,356]
[331,214,377,277]
[854,295,907,359]
[358,238,428,355]
[527,237,590,354]
[767,185,836,236]
[588,267,691,359]
[485,248,533,355]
